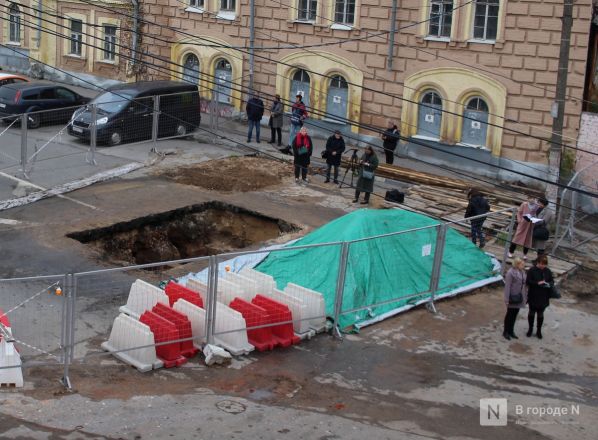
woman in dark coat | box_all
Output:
[324,130,345,183]
[291,126,313,184]
[381,120,400,165]
[269,94,284,146]
[526,255,554,339]
[502,258,527,340]
[352,146,379,205]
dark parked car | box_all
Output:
[0,81,89,128]
[68,81,201,146]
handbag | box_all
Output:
[362,170,374,179]
[509,289,523,305]
[549,284,561,299]
[321,150,328,159]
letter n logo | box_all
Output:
[480,398,507,426]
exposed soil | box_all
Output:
[67,201,298,266]
[163,156,290,192]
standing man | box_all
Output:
[285,94,307,152]
[381,120,400,165]
[324,130,345,183]
[246,94,264,143]
[269,94,284,146]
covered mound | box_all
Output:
[255,209,499,329]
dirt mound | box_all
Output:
[165,156,290,192]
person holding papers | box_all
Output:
[508,197,539,260]
[531,197,554,257]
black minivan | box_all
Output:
[68,81,201,146]
[0,82,89,128]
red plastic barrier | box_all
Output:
[165,282,204,308]
[0,308,9,329]
[229,298,274,351]
[252,295,300,347]
[152,303,199,358]
[140,311,187,367]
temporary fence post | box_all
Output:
[20,113,28,178]
[427,224,447,314]
[70,274,78,363]
[88,104,97,165]
[152,94,160,145]
[502,208,517,274]
[332,242,350,339]
[205,255,218,345]
[60,273,73,389]
[60,274,68,363]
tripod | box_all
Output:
[339,148,359,189]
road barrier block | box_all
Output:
[284,283,327,332]
[185,279,208,304]
[101,313,163,372]
[173,299,205,350]
[165,282,203,308]
[152,303,199,358]
[140,311,187,368]
[0,339,23,388]
[252,295,300,347]
[239,268,276,295]
[268,289,312,336]
[120,280,169,319]
[229,298,274,351]
[213,302,254,356]
[223,272,259,300]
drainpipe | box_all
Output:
[131,0,140,67]
[249,0,255,94]
[387,0,398,71]
[37,0,42,49]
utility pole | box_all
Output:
[249,0,255,96]
[547,0,574,205]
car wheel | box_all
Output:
[27,113,41,129]
[174,123,187,137]
[108,130,123,146]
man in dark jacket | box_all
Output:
[324,130,346,183]
[246,95,264,143]
[465,188,491,248]
[381,120,400,165]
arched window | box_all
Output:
[182,54,200,86]
[290,69,310,107]
[214,58,232,104]
[417,90,443,138]
[327,75,349,122]
[461,96,489,147]
[9,3,21,43]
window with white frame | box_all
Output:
[70,19,83,56]
[220,0,235,11]
[428,0,453,39]
[103,25,117,61]
[190,0,204,7]
[9,3,21,43]
[334,0,355,25]
[473,0,499,41]
[298,0,317,22]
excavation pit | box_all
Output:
[68,201,298,268]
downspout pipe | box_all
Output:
[387,0,398,71]
[131,0,140,66]
[37,0,42,48]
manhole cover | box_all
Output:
[216,399,246,414]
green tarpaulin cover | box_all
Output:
[255,209,497,329]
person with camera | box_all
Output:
[323,130,345,183]
[291,126,313,184]
[352,146,379,205]
[526,255,554,339]
[532,197,554,257]
[502,257,527,340]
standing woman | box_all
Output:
[502,258,527,340]
[508,197,539,260]
[269,95,284,147]
[352,146,379,205]
[291,126,313,184]
[381,120,400,165]
[526,255,554,339]
[531,197,554,257]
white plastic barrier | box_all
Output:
[268,289,311,335]
[239,268,276,295]
[187,277,248,306]
[0,338,24,387]
[185,279,208,304]
[173,299,205,350]
[101,313,163,372]
[284,283,327,332]
[223,272,260,299]
[214,302,254,356]
[119,279,169,319]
